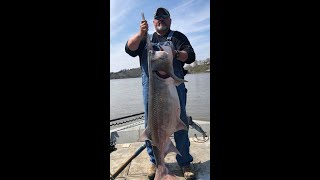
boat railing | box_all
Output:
[110,112,209,151]
[110,112,145,153]
[110,112,144,128]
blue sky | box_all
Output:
[110,0,210,72]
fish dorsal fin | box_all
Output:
[165,140,181,157]
[137,127,152,142]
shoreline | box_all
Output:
[110,71,210,80]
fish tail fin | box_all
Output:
[162,174,178,180]
[155,164,177,180]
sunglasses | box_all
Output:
[154,14,169,20]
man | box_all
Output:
[125,7,195,179]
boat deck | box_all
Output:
[110,136,210,179]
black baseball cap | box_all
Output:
[154,7,170,18]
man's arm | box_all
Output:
[172,32,196,64]
[127,33,144,52]
[173,50,189,62]
[127,20,148,51]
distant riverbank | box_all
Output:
[110,59,210,79]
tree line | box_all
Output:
[110,58,210,80]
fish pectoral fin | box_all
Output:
[137,128,152,142]
[173,78,188,86]
[167,71,187,86]
[176,118,188,131]
[165,140,182,157]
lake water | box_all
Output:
[110,73,210,121]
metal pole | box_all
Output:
[110,144,146,179]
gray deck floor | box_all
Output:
[110,137,210,180]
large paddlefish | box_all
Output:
[138,45,188,180]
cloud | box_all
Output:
[110,0,140,40]
[170,0,197,12]
[171,6,210,34]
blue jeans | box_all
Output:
[142,73,193,167]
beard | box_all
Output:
[156,21,168,31]
[156,25,168,31]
